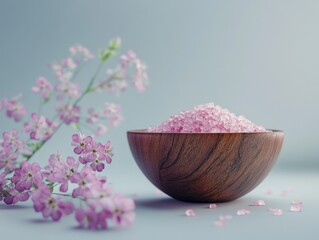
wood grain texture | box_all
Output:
[127,130,284,203]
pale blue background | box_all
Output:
[0,1,318,239]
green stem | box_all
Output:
[73,61,104,106]
[24,60,105,164]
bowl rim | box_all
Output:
[127,129,284,135]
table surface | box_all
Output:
[1,169,318,240]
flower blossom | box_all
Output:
[32,76,52,100]
[24,113,58,141]
[104,102,122,126]
[31,186,74,221]
[57,104,80,124]
[11,161,43,191]
[0,97,27,122]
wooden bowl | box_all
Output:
[127,130,284,203]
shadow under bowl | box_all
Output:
[127,129,284,203]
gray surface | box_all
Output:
[1,170,318,240]
[0,1,319,239]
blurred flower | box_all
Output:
[32,77,52,100]
[57,105,80,124]
[0,96,27,122]
[31,186,74,221]
[24,113,58,141]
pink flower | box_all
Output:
[85,183,113,209]
[0,172,6,188]
[2,129,23,148]
[106,195,135,227]
[82,140,112,172]
[0,97,27,122]
[31,186,74,221]
[24,113,58,141]
[69,45,94,61]
[55,81,80,99]
[71,133,93,155]
[97,68,127,94]
[104,102,122,126]
[75,208,111,230]
[32,76,52,100]
[70,166,97,197]
[86,108,99,124]
[11,161,43,191]
[133,59,148,92]
[57,105,80,124]
[7,187,30,204]
[95,124,108,136]
[59,156,79,192]
[120,50,148,92]
[42,154,65,183]
[0,145,18,172]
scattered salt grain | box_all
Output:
[269,208,283,216]
[213,215,232,227]
[264,189,272,195]
[290,205,303,212]
[236,209,251,216]
[209,204,217,209]
[250,200,266,206]
[185,209,196,217]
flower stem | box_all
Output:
[73,61,104,106]
[24,60,105,164]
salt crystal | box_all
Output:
[264,189,272,195]
[214,215,232,227]
[148,103,267,133]
[185,209,196,217]
[209,203,217,209]
[236,209,251,216]
[214,220,224,227]
[269,208,283,216]
[250,200,266,206]
[291,200,303,205]
[290,205,303,212]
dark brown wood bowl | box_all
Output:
[127,129,284,203]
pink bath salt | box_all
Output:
[185,209,196,217]
[290,205,303,212]
[269,208,283,216]
[213,215,232,227]
[250,200,266,206]
[291,200,303,205]
[236,209,251,216]
[264,189,272,195]
[213,220,225,227]
[209,203,217,209]
[147,103,267,133]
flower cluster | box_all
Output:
[0,38,148,230]
[1,134,135,229]
[148,103,267,133]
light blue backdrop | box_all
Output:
[0,0,318,180]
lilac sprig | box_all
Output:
[1,134,135,229]
[0,37,148,230]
